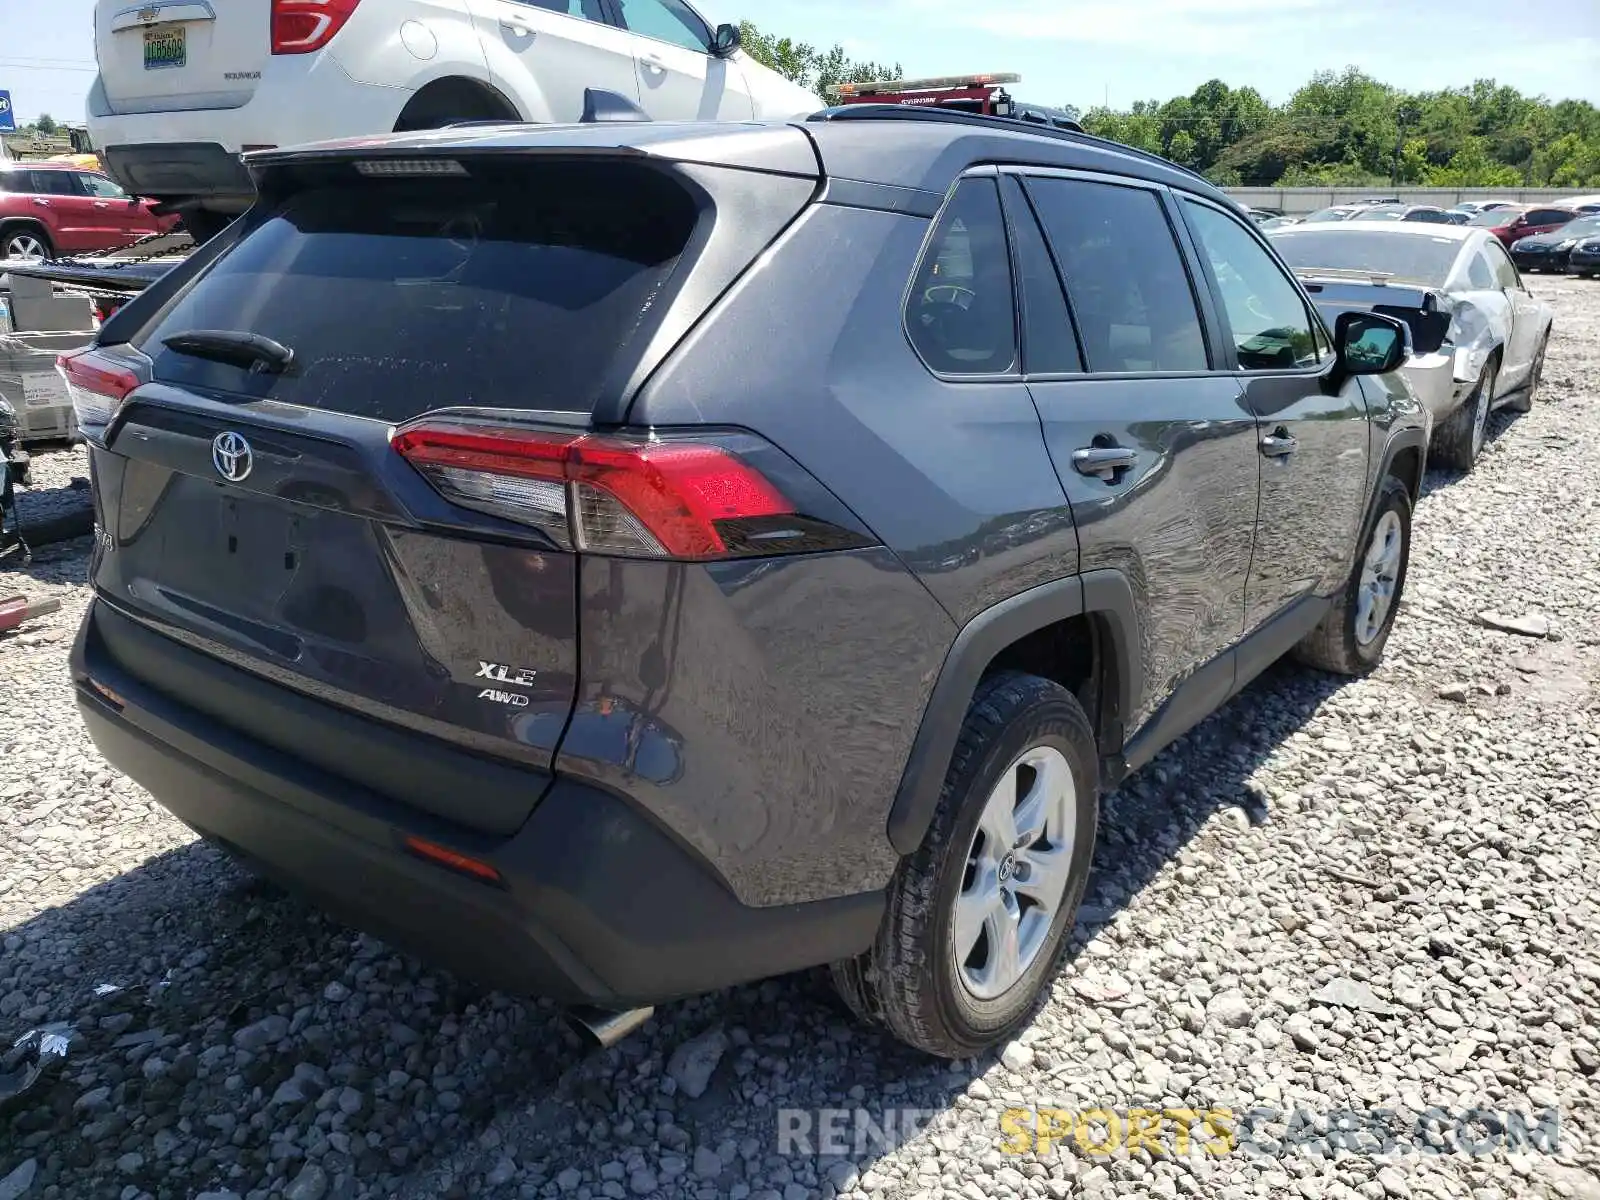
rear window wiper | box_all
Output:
[161,329,295,375]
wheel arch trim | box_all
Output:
[885,569,1142,856]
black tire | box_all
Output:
[830,672,1099,1058]
[393,79,518,132]
[1431,356,1497,472]
[1503,334,1547,414]
[1294,474,1412,676]
[0,222,54,261]
[179,210,234,245]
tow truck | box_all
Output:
[830,72,1083,132]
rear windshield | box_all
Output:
[1271,229,1461,286]
[140,161,700,419]
[1468,208,1518,227]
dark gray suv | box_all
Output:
[64,105,1426,1058]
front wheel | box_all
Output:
[1294,475,1412,676]
[831,672,1099,1058]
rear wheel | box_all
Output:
[831,672,1098,1057]
[1432,356,1497,472]
[393,78,519,133]
[1294,474,1412,676]
[1503,335,1547,414]
[179,210,234,245]
[1,224,52,261]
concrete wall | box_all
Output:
[1224,187,1600,215]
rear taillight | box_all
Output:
[271,0,362,54]
[57,347,143,431]
[392,422,872,562]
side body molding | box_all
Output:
[885,569,1142,855]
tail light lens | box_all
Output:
[271,0,362,54]
[57,347,145,432]
[392,422,874,562]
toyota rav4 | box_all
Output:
[65,104,1425,1057]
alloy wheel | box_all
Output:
[3,233,46,261]
[1355,510,1404,646]
[953,745,1077,1001]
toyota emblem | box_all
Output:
[211,431,254,482]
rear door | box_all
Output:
[26,169,100,252]
[465,0,642,120]
[611,0,754,119]
[88,155,704,833]
[1178,194,1369,630]
[1009,170,1261,742]
[95,0,267,115]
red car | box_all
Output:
[1468,203,1581,247]
[0,161,178,261]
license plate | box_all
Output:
[143,26,186,71]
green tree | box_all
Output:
[33,113,56,135]
[738,21,899,99]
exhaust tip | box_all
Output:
[566,1005,654,1049]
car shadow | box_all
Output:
[0,653,1355,1196]
[1417,404,1528,500]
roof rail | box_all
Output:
[807,104,1211,184]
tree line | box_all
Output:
[737,24,1600,190]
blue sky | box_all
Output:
[3,0,1597,124]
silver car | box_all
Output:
[1269,221,1554,472]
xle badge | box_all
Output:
[476,661,538,706]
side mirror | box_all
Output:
[1332,311,1408,382]
[711,22,741,57]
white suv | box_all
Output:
[87,0,822,241]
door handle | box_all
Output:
[1071,446,1137,479]
[32,198,49,207]
[1260,429,1298,458]
[641,51,666,71]
[94,201,111,209]
[499,15,534,34]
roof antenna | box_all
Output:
[581,89,651,124]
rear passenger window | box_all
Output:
[1485,240,1521,289]
[1000,176,1081,374]
[1467,253,1495,290]
[906,178,1018,376]
[1183,199,1321,370]
[1025,177,1208,373]
[27,171,79,197]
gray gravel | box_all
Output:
[2,279,1599,1200]
[8,441,91,533]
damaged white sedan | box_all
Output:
[1268,222,1554,472]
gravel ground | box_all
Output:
[7,439,92,535]
[1,277,1598,1200]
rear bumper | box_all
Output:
[1399,353,1461,423]
[72,599,883,1007]
[88,61,411,207]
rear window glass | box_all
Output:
[140,161,700,419]
[1270,229,1461,287]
